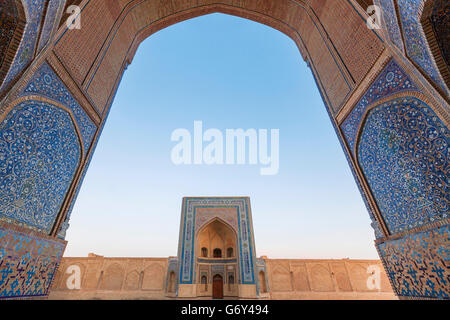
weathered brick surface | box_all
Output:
[54,0,125,86]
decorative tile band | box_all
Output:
[358,96,449,234]
[377,223,449,299]
[377,0,404,51]
[0,100,81,233]
[19,62,96,152]
[36,0,64,53]
[0,224,66,299]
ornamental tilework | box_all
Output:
[0,100,81,233]
[342,59,418,152]
[0,225,65,298]
[397,0,448,94]
[20,62,96,151]
[0,0,46,93]
[36,0,63,53]
[358,96,449,234]
[377,224,450,299]
[377,0,404,51]
[179,198,255,285]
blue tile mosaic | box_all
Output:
[397,0,448,94]
[377,224,450,299]
[37,0,64,53]
[0,224,65,298]
[377,0,404,51]
[358,96,449,234]
[0,100,81,233]
[0,0,46,93]
[20,62,96,151]
[342,59,418,152]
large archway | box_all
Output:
[0,0,448,300]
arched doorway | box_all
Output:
[212,274,223,299]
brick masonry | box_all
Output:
[48,254,396,300]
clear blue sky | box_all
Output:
[64,13,378,259]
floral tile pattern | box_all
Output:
[0,100,81,233]
[358,96,449,234]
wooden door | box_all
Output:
[212,274,223,299]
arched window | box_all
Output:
[201,247,208,257]
[213,248,222,258]
[201,275,207,291]
[227,247,233,258]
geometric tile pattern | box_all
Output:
[0,100,81,233]
[397,0,448,94]
[20,62,96,151]
[179,198,256,285]
[0,0,46,93]
[0,224,65,299]
[377,224,450,299]
[358,96,449,234]
[342,59,419,152]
